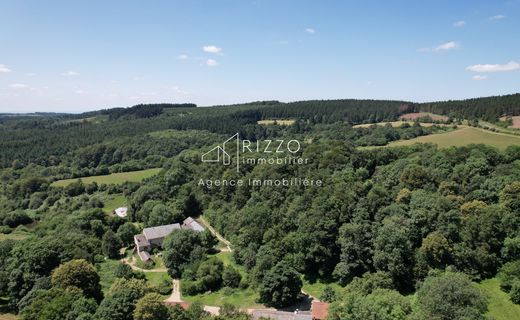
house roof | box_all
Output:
[143,223,181,240]
[134,234,150,247]
[183,217,205,232]
[311,301,329,320]
[138,250,151,262]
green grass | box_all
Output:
[213,251,247,278]
[302,278,343,299]
[97,259,121,293]
[183,287,261,308]
[181,251,260,307]
[479,278,520,320]
[51,168,161,187]
[102,194,127,214]
[0,230,31,241]
[385,126,520,150]
[144,272,171,288]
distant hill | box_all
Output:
[419,93,520,121]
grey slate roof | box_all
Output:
[134,234,150,247]
[138,250,151,262]
[143,223,181,240]
[183,217,205,232]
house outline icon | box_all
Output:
[201,133,240,171]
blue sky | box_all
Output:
[0,0,519,113]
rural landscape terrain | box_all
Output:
[1,94,520,320]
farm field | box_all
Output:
[400,112,449,121]
[353,121,450,128]
[385,126,520,150]
[500,116,520,129]
[479,278,520,320]
[257,119,295,126]
[51,168,161,187]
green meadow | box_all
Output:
[51,168,161,187]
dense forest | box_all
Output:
[1,94,520,320]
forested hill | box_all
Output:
[419,93,520,121]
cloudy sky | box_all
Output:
[1,0,519,113]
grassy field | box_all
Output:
[51,168,161,187]
[385,126,520,150]
[353,121,450,128]
[400,112,449,121]
[182,251,261,307]
[0,229,31,241]
[145,272,171,287]
[257,119,295,126]
[479,278,520,320]
[97,259,121,293]
[213,251,247,278]
[302,279,343,299]
[102,194,127,214]
[0,314,17,320]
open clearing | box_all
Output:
[500,116,520,129]
[257,119,295,126]
[102,194,127,214]
[51,168,161,187]
[353,121,450,128]
[385,126,520,150]
[0,229,31,241]
[302,279,342,299]
[400,112,448,121]
[479,278,520,320]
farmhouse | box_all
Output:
[134,217,205,261]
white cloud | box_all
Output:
[9,83,29,88]
[74,90,87,94]
[177,54,189,60]
[434,41,460,52]
[472,75,488,81]
[453,20,466,27]
[489,14,505,20]
[206,59,218,67]
[466,61,520,72]
[0,64,11,73]
[305,28,315,34]
[62,71,79,76]
[203,45,222,54]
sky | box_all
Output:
[0,0,519,113]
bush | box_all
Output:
[2,210,32,228]
[510,281,520,305]
[499,260,520,292]
[114,263,134,279]
[155,279,172,295]
[222,266,241,288]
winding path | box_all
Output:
[197,217,232,252]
